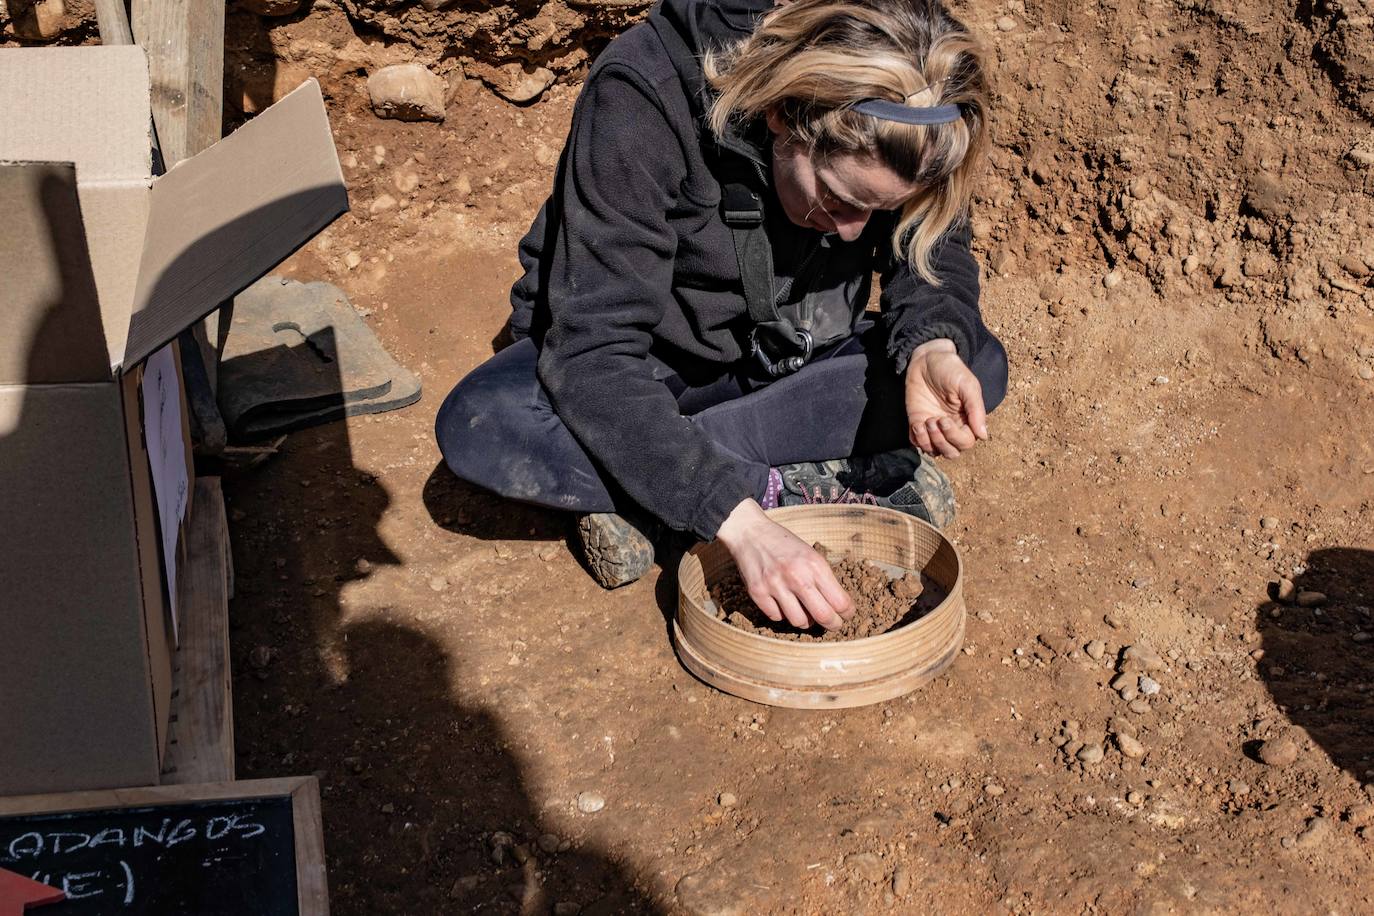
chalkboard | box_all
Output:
[0,778,326,916]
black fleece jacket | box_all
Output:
[508,0,999,540]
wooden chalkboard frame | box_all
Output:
[0,776,327,916]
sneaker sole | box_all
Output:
[576,513,655,589]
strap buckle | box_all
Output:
[721,185,763,227]
[750,327,813,378]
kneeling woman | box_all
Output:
[437,0,1008,631]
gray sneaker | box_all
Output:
[575,511,657,588]
[776,448,956,528]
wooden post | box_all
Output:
[93,0,134,45]
[130,0,231,453]
[130,0,224,168]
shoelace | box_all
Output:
[800,484,881,506]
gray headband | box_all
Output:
[852,98,962,125]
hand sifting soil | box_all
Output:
[708,546,947,642]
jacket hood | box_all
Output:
[651,0,773,160]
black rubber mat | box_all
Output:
[218,277,421,440]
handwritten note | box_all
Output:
[140,346,189,642]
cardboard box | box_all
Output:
[0,46,347,795]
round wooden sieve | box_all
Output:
[674,504,965,709]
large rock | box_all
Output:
[367,63,447,122]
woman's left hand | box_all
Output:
[904,338,989,458]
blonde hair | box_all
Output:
[704,0,990,284]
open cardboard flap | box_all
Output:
[125,79,349,367]
[0,46,348,373]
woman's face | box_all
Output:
[766,110,918,242]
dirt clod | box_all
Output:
[708,550,944,642]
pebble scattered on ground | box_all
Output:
[1258,733,1300,767]
[576,791,606,814]
[844,852,885,883]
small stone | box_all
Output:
[844,852,885,883]
[380,802,395,814]
[1260,516,1279,530]
[996,15,1017,31]
[453,173,473,198]
[534,142,559,167]
[1360,365,1374,381]
[428,575,449,593]
[1228,780,1250,796]
[355,558,372,573]
[1296,591,1327,608]
[1295,816,1330,849]
[537,833,562,854]
[249,645,273,669]
[368,63,448,122]
[369,194,398,214]
[1110,673,1137,692]
[1122,644,1164,672]
[1103,270,1123,289]
[1127,790,1144,805]
[717,792,737,808]
[488,62,556,104]
[891,865,910,897]
[984,782,1005,797]
[1258,733,1300,767]
[1138,676,1161,696]
[1152,376,1169,385]
[1354,632,1372,643]
[1272,577,1297,603]
[1116,733,1146,759]
[393,169,421,194]
[343,251,363,270]
[1182,254,1200,275]
[1104,613,1123,629]
[1128,699,1151,714]
[1280,835,1296,849]
[576,791,606,814]
[1077,744,1105,764]
[1119,686,1139,702]
[1085,639,1106,660]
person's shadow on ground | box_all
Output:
[1257,547,1374,784]
[227,340,657,915]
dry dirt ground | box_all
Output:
[78,0,1374,912]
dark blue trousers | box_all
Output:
[435,324,1008,516]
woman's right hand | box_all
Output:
[714,499,855,631]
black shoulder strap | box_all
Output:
[648,5,810,366]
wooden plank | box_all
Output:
[130,0,224,167]
[0,777,309,817]
[291,779,331,916]
[160,477,235,785]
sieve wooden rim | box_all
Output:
[674,505,966,707]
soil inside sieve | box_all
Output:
[706,545,948,642]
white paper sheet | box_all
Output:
[142,344,189,642]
